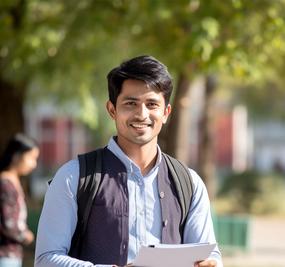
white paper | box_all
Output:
[133,243,216,267]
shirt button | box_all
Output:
[159,191,165,199]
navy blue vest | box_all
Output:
[78,149,182,266]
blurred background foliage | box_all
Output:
[1,0,285,214]
[2,0,285,139]
[215,171,285,215]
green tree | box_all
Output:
[0,0,130,151]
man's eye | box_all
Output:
[147,103,159,108]
[125,102,136,106]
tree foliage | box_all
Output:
[1,0,285,151]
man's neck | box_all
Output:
[116,137,158,176]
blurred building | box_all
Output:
[24,102,92,198]
[213,107,285,174]
[253,121,285,173]
[188,78,285,175]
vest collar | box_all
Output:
[107,136,162,176]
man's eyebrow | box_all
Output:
[122,96,160,102]
[147,98,160,103]
[122,96,139,101]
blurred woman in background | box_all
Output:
[0,133,39,267]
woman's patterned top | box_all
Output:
[0,176,28,259]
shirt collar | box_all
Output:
[107,136,162,176]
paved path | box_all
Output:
[223,216,285,267]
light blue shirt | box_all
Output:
[35,138,223,267]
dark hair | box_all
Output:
[0,133,38,171]
[107,55,173,106]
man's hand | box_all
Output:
[194,259,217,267]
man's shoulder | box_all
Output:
[51,159,79,185]
[58,158,79,173]
[47,159,80,197]
[161,152,190,171]
[77,147,107,158]
[161,152,203,189]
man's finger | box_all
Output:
[195,259,217,267]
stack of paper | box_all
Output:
[133,243,216,267]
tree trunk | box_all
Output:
[160,71,192,163]
[159,72,217,197]
[0,0,26,154]
[0,79,26,155]
[197,75,217,199]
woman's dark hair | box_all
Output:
[0,133,38,171]
[107,55,173,106]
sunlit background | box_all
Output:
[1,1,285,266]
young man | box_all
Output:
[35,55,223,267]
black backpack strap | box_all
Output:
[162,153,193,232]
[68,148,103,257]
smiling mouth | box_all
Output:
[130,123,152,129]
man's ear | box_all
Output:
[106,100,116,119]
[162,104,171,124]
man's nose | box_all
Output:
[135,104,149,119]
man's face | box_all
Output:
[106,79,171,148]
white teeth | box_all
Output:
[131,123,150,128]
